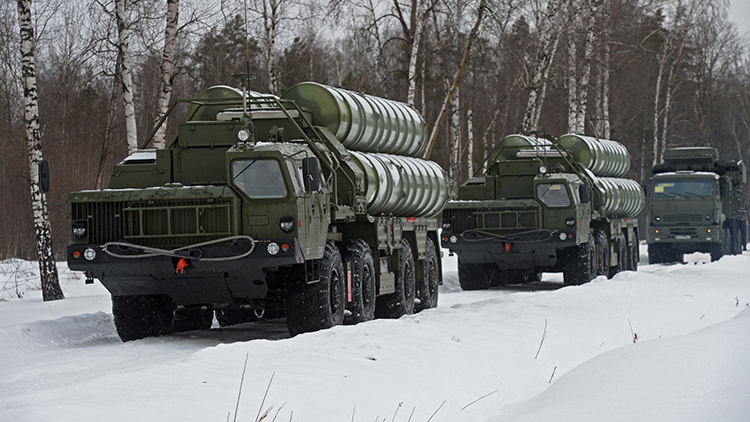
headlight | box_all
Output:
[83,248,97,261]
[654,215,661,222]
[558,232,567,241]
[705,215,712,221]
[267,242,280,255]
[237,128,251,141]
[442,219,452,230]
[449,235,458,244]
[565,218,576,227]
[539,165,548,174]
[72,222,86,238]
[280,216,296,232]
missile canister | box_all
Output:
[350,151,449,217]
[186,86,277,121]
[281,82,427,157]
[558,134,630,178]
[491,135,553,162]
[591,174,645,218]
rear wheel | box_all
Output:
[628,233,639,270]
[340,238,376,324]
[376,238,416,318]
[415,238,439,312]
[112,295,175,342]
[609,234,627,277]
[563,234,595,285]
[285,241,346,336]
[594,230,610,277]
[732,226,742,255]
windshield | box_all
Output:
[232,159,288,199]
[653,180,713,197]
[536,183,571,207]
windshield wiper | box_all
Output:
[233,156,261,181]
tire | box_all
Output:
[285,241,346,336]
[732,227,742,255]
[340,238,376,324]
[563,233,595,285]
[627,232,638,270]
[376,238,416,318]
[609,234,627,278]
[174,306,213,333]
[112,295,175,342]
[457,263,496,290]
[415,238,439,312]
[594,230,609,277]
[648,243,663,264]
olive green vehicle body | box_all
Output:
[441,135,642,288]
[647,147,748,263]
[67,84,447,339]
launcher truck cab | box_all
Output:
[647,147,747,263]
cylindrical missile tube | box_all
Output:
[350,152,449,217]
[491,135,553,162]
[558,134,631,178]
[281,82,427,157]
[592,176,645,218]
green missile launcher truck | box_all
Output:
[67,81,448,341]
[647,147,747,263]
[441,134,643,289]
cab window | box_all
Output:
[653,180,713,196]
[232,159,288,198]
[537,183,571,207]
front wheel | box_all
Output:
[112,295,175,342]
[563,234,595,285]
[285,241,346,336]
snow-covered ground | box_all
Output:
[2,246,749,422]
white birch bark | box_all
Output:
[152,0,180,150]
[601,24,611,139]
[406,0,426,107]
[17,0,64,301]
[448,85,460,199]
[521,0,566,133]
[115,0,138,154]
[566,0,579,132]
[264,0,280,95]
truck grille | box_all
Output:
[662,214,704,223]
[71,198,233,248]
[445,207,539,235]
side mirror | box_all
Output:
[302,157,320,192]
[38,159,50,193]
[578,184,590,204]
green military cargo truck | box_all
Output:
[67,82,448,341]
[441,134,643,289]
[647,147,747,263]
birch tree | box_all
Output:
[520,0,568,133]
[566,0,603,134]
[17,0,64,301]
[115,0,138,154]
[151,0,179,149]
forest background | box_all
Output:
[1,0,749,261]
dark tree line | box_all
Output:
[1,0,749,260]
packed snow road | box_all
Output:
[1,248,749,422]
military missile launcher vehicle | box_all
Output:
[67,81,448,341]
[647,147,747,263]
[441,134,643,289]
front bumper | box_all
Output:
[441,230,577,270]
[67,238,304,305]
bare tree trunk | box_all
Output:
[467,108,474,177]
[115,0,138,155]
[17,0,63,301]
[151,0,180,150]
[566,0,579,132]
[97,54,121,190]
[651,47,666,166]
[422,0,485,159]
[601,29,611,139]
[521,0,566,133]
[659,39,685,160]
